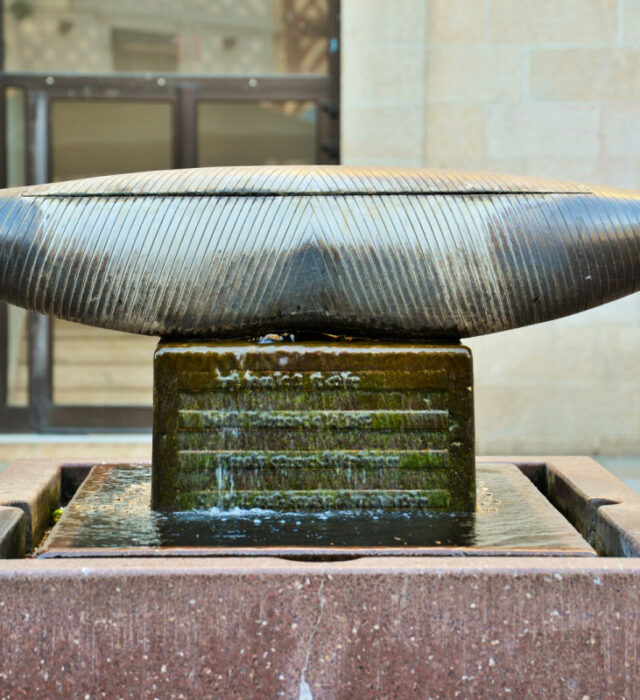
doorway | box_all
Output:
[0,0,340,431]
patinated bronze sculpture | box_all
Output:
[1,166,637,339]
[0,166,638,512]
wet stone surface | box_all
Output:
[152,341,475,512]
[40,462,593,555]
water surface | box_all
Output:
[41,462,593,555]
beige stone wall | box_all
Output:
[342,0,640,454]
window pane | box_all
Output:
[5,88,29,406]
[7,305,28,406]
[4,0,330,75]
[51,100,173,181]
[50,99,172,406]
[53,321,156,406]
[6,87,26,186]
[198,101,316,166]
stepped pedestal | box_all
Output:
[152,341,475,512]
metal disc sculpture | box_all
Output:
[0,165,637,339]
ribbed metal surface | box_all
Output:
[0,165,638,338]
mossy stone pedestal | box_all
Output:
[152,341,475,512]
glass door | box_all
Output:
[50,98,174,411]
[0,0,340,431]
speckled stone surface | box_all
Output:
[3,458,640,696]
[1,557,640,698]
[545,456,640,556]
[0,506,25,558]
[480,456,640,556]
[0,458,60,550]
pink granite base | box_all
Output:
[1,456,640,697]
[1,557,639,698]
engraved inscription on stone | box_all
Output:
[209,370,362,391]
[152,343,475,512]
[179,409,449,431]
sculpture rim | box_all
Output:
[8,164,594,197]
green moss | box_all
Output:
[176,465,450,492]
[175,489,451,512]
[152,341,474,513]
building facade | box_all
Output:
[342,0,640,455]
[2,0,639,456]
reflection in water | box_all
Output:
[43,463,590,552]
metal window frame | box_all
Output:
[0,0,340,432]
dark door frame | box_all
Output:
[0,0,340,432]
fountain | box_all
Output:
[1,166,640,695]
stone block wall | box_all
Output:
[342,0,640,454]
